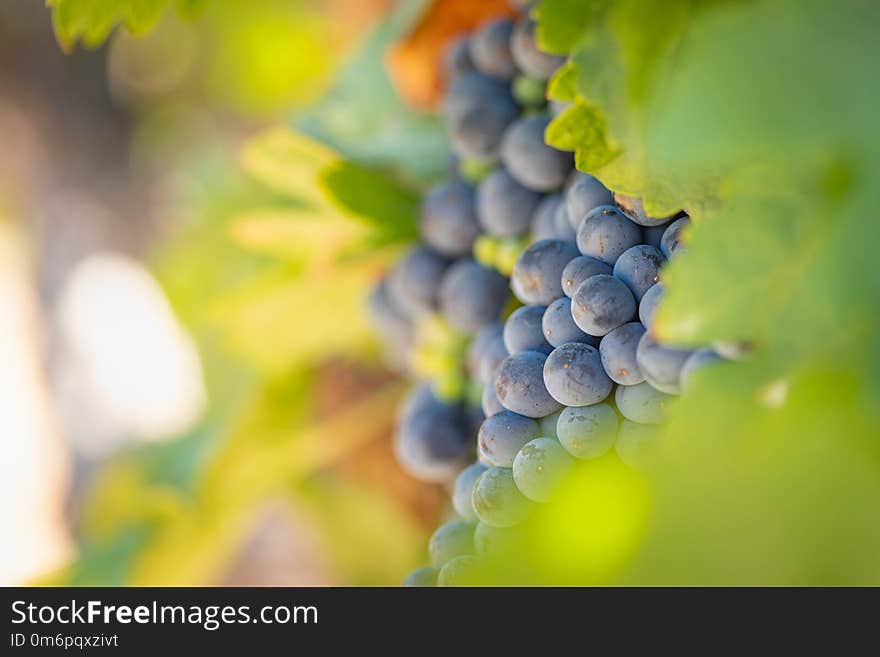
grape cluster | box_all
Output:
[370,7,723,587]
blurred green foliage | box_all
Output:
[59,2,447,586]
[49,0,207,50]
[522,0,880,584]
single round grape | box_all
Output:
[639,282,664,330]
[599,321,646,385]
[511,239,580,305]
[635,332,693,394]
[512,437,574,502]
[467,322,504,381]
[478,409,541,468]
[556,403,618,459]
[453,463,488,522]
[403,566,438,587]
[438,259,509,333]
[469,18,517,80]
[481,384,504,417]
[472,467,532,527]
[542,297,598,348]
[437,555,481,586]
[429,521,475,567]
[509,16,565,80]
[495,350,562,418]
[388,246,451,317]
[477,169,542,237]
[395,389,472,481]
[420,180,481,257]
[642,220,671,250]
[613,193,675,227]
[478,334,510,386]
[571,274,637,337]
[616,420,659,469]
[444,37,474,77]
[543,342,613,407]
[660,216,690,258]
[565,172,614,229]
[561,255,613,298]
[614,381,671,425]
[576,205,643,265]
[539,409,562,439]
[531,193,563,241]
[680,348,724,391]
[504,305,553,355]
[612,244,665,301]
[501,115,573,192]
[443,72,518,162]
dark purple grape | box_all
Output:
[495,350,562,418]
[571,273,637,336]
[501,115,573,192]
[543,342,613,407]
[576,206,643,265]
[565,172,614,229]
[388,246,451,317]
[511,239,580,305]
[477,169,542,237]
[612,244,665,301]
[478,410,541,467]
[439,259,509,333]
[639,282,664,330]
[421,180,481,257]
[503,305,553,355]
[599,321,646,385]
[660,216,690,258]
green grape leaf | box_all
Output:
[520,0,880,584]
[546,101,619,173]
[48,0,208,50]
[546,61,578,103]
[534,0,610,55]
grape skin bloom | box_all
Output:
[478,410,541,468]
[614,381,670,425]
[571,274,637,337]
[556,403,618,459]
[495,350,562,418]
[512,437,574,502]
[472,467,532,528]
[543,342,613,407]
[504,305,554,355]
[576,205,643,265]
[511,239,580,306]
[599,321,646,385]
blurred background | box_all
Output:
[4,0,879,587]
[0,0,508,586]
